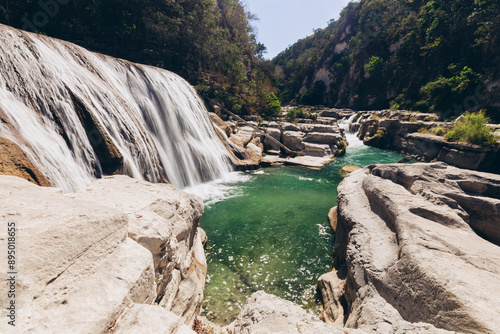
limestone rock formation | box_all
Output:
[354,110,499,173]
[0,175,205,333]
[71,175,206,324]
[209,112,348,169]
[321,163,500,334]
[224,291,365,334]
[209,113,262,168]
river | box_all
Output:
[186,128,404,324]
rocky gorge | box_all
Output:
[0,20,500,334]
[3,161,500,334]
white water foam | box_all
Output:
[184,172,251,207]
[0,26,233,192]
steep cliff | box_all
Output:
[273,0,500,121]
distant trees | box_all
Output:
[272,0,500,121]
[2,0,276,116]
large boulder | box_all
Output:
[323,163,500,334]
[71,175,206,324]
[0,175,206,333]
[263,127,282,154]
[282,131,305,151]
[224,291,365,334]
[0,176,156,333]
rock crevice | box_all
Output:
[320,163,500,334]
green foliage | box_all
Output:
[433,126,447,136]
[364,129,388,147]
[446,111,497,147]
[365,56,384,75]
[300,81,326,106]
[2,0,273,116]
[271,0,499,120]
[264,93,282,118]
[285,108,306,121]
[419,66,480,114]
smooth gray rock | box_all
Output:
[0,176,157,334]
[304,132,343,144]
[264,127,282,153]
[282,130,305,151]
[329,163,500,334]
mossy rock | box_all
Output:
[364,129,388,147]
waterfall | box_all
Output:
[0,25,233,192]
[339,114,364,148]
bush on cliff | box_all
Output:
[446,111,497,147]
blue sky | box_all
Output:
[244,0,352,59]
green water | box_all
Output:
[198,139,404,324]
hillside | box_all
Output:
[272,0,500,122]
[0,0,275,116]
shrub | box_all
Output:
[364,129,387,147]
[264,93,282,118]
[445,111,496,147]
[337,140,347,152]
[365,56,384,75]
[419,66,480,114]
[432,126,446,136]
[285,108,306,121]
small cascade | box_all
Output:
[0,25,233,192]
[339,114,364,148]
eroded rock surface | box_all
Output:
[354,110,499,173]
[322,163,500,334]
[71,175,206,325]
[0,175,205,333]
[224,291,365,334]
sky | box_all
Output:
[244,0,353,59]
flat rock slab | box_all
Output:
[332,162,500,333]
[0,176,156,333]
[285,155,333,168]
[341,165,362,173]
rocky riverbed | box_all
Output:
[209,112,348,169]
[1,161,500,333]
[354,110,500,173]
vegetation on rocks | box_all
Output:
[446,111,497,147]
[271,0,500,122]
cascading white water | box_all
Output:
[0,25,233,192]
[339,114,364,148]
